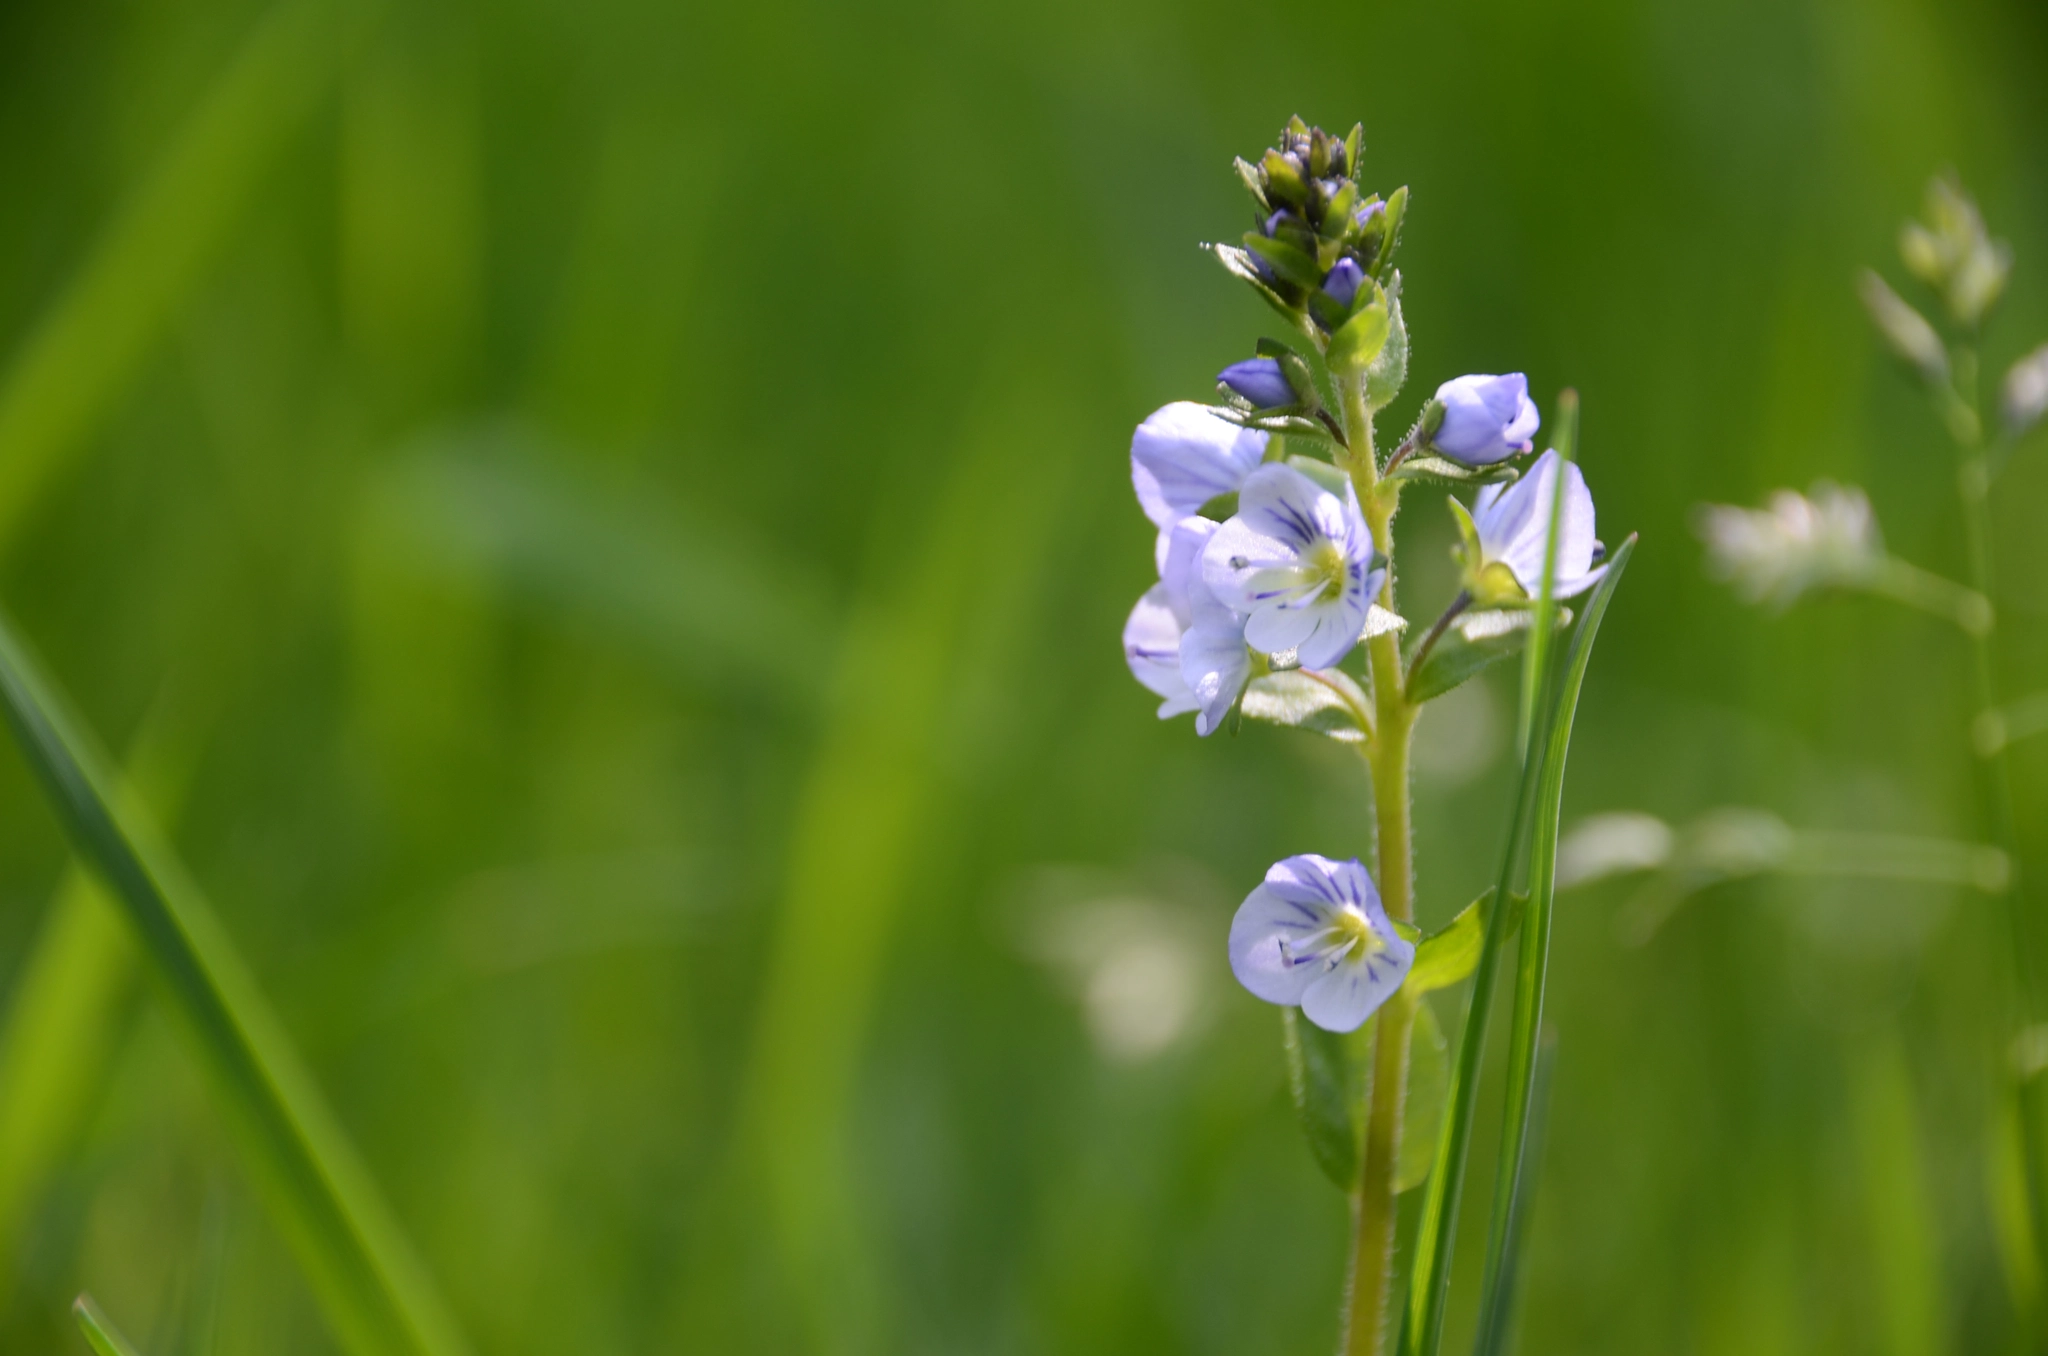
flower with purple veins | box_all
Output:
[1130,402,1269,540]
[1202,463,1385,671]
[1429,373,1540,466]
[1229,854,1413,1032]
[1462,448,1607,603]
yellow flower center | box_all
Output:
[1331,906,1383,960]
[1306,539,1349,602]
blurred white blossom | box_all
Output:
[2002,343,2048,439]
[1693,483,1882,608]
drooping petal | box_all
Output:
[1227,883,1332,1006]
[1123,586,1199,718]
[1182,581,1251,737]
[1300,945,1412,1032]
[1131,402,1268,528]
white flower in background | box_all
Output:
[1228,854,1413,1032]
[1130,402,1268,549]
[2002,342,2048,439]
[1456,449,1606,605]
[1693,482,1882,608]
[1203,464,1386,670]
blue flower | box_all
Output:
[1124,517,1252,737]
[1130,402,1269,535]
[1429,373,1539,466]
[1464,449,1606,601]
[1218,358,1295,410]
[1322,257,1365,309]
[1228,854,1413,1032]
[1201,464,1384,671]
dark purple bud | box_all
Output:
[1219,358,1295,410]
[1322,258,1366,309]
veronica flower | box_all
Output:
[1428,373,1539,466]
[1131,403,1269,561]
[1458,449,1606,605]
[1203,463,1384,670]
[1228,854,1414,1032]
[1123,517,1252,736]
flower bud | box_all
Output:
[1899,176,2010,328]
[1426,373,1539,466]
[2002,343,2048,439]
[1218,358,1294,410]
[1322,258,1365,310]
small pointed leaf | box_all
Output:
[1242,670,1369,745]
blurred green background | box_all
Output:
[1,0,2046,1351]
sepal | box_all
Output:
[1406,605,1572,704]
[1240,669,1370,745]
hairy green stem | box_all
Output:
[1336,370,1416,1356]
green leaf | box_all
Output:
[1383,454,1519,488]
[1232,156,1269,214]
[1407,609,1570,706]
[1326,293,1390,374]
[1397,999,1450,1193]
[1405,890,1531,994]
[0,610,471,1356]
[1206,243,1304,326]
[1241,669,1369,745]
[1243,233,1325,291]
[74,1295,144,1356]
[1284,1008,1372,1189]
[1365,292,1408,410]
[1372,185,1409,279]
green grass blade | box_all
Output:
[1473,1030,1559,1356]
[1474,535,1637,1351]
[1516,389,1577,756]
[0,610,469,1356]
[0,0,356,547]
[1405,534,1635,1356]
[0,701,204,1285]
[73,1293,145,1356]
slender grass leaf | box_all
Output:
[0,609,469,1356]
[1405,534,1634,1356]
[1476,534,1636,1350]
[1472,1030,1558,1356]
[0,0,360,546]
[0,703,205,1282]
[74,1294,144,1356]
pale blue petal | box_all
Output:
[1131,402,1268,528]
[1202,514,1295,616]
[1162,515,1220,625]
[1124,586,1198,717]
[1301,946,1412,1032]
[1228,883,1332,1005]
[1236,463,1342,551]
